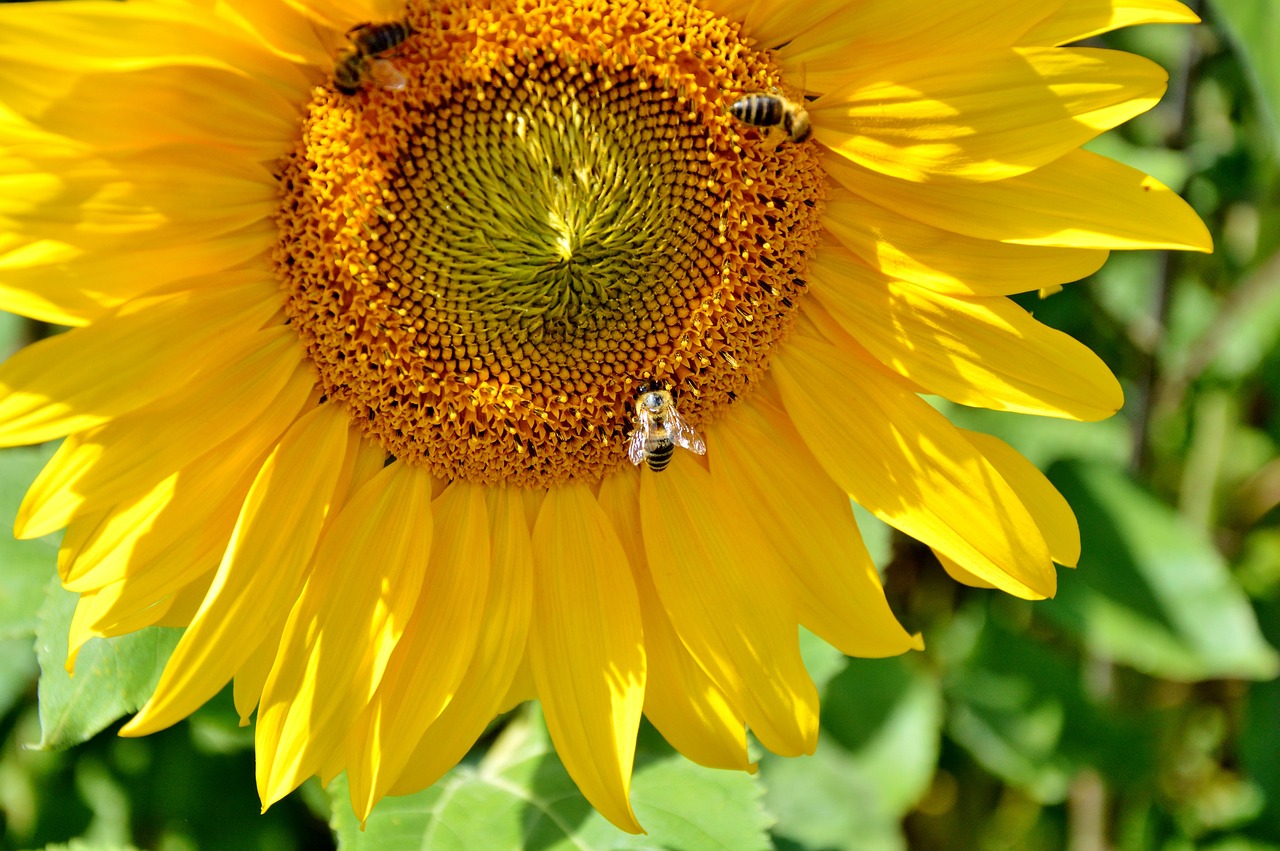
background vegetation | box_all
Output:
[1,2,1278,849]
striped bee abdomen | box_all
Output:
[646,440,675,472]
[730,94,785,128]
[351,21,414,55]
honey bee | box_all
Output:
[730,90,812,143]
[333,20,415,95]
[627,382,707,473]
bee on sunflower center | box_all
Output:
[627,382,707,472]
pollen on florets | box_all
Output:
[273,0,826,487]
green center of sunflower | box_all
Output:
[273,0,826,487]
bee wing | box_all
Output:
[667,410,707,456]
[627,425,649,466]
[368,57,407,91]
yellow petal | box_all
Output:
[213,0,335,67]
[121,403,353,737]
[289,0,389,30]
[67,590,108,672]
[636,567,753,772]
[85,546,222,635]
[56,372,309,593]
[346,481,491,820]
[1020,0,1200,46]
[74,577,179,641]
[69,576,219,668]
[254,461,434,808]
[824,148,1212,252]
[1,148,277,248]
[0,276,280,446]
[28,67,301,161]
[17,327,306,538]
[233,623,287,727]
[778,1,1060,93]
[808,249,1124,420]
[0,101,79,147]
[88,567,214,638]
[529,484,646,835]
[597,471,752,772]
[721,0,851,49]
[56,477,182,590]
[711,398,922,657]
[149,577,212,628]
[0,238,92,325]
[640,461,819,757]
[0,167,158,242]
[0,223,274,325]
[387,486,533,796]
[772,331,1057,599]
[498,652,537,712]
[934,551,999,588]
[19,431,91,540]
[229,430,382,727]
[0,1,310,110]
[963,431,1081,567]
[62,547,207,661]
[36,364,314,590]
[822,193,1108,296]
[812,47,1168,182]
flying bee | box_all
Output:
[730,89,812,144]
[627,382,707,473]
[333,20,415,95]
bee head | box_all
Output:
[634,380,672,414]
[635,379,671,396]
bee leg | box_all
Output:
[761,126,785,153]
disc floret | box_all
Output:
[273,0,826,486]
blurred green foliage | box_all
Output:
[327,709,774,851]
[1,2,1279,850]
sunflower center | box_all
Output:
[273,0,826,487]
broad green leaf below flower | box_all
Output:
[35,578,180,750]
[761,657,943,851]
[1041,461,1279,681]
[328,706,772,851]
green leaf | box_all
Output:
[761,656,943,851]
[1241,601,1280,842]
[35,578,182,750]
[1197,252,1280,382]
[329,706,771,851]
[0,309,29,361]
[1042,461,1279,681]
[0,445,61,640]
[0,445,60,715]
[939,603,1075,802]
[1201,840,1280,851]
[1210,0,1280,145]
[939,601,1162,802]
[0,636,38,717]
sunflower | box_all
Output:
[0,0,1210,834]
